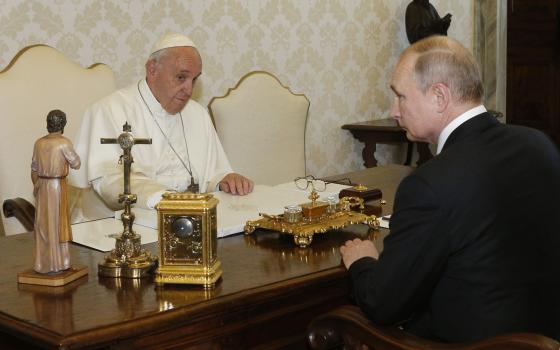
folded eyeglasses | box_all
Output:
[293,175,352,192]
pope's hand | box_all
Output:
[339,238,379,269]
[219,173,254,195]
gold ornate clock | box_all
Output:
[154,192,222,288]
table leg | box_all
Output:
[362,141,378,168]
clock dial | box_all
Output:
[171,217,194,238]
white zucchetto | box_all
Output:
[151,33,196,54]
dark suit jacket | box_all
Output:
[349,113,560,342]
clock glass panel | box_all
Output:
[163,214,203,265]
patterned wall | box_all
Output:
[0,0,474,178]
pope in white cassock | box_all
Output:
[73,33,253,210]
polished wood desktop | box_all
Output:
[0,165,413,350]
[342,119,432,167]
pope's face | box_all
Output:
[389,53,440,144]
[147,47,202,115]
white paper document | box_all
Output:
[379,215,391,229]
[72,218,158,252]
[115,182,351,238]
[74,181,351,250]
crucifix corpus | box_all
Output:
[98,122,157,278]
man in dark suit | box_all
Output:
[340,35,560,343]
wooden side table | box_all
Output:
[342,119,432,167]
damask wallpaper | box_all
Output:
[0,0,474,178]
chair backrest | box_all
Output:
[208,71,310,186]
[0,45,116,235]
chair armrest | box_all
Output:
[307,305,560,350]
[307,305,438,350]
[3,198,35,232]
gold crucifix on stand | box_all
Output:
[98,122,157,278]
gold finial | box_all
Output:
[308,189,320,205]
[354,184,368,191]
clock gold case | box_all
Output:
[155,192,222,288]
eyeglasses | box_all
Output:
[294,175,352,192]
[295,175,326,192]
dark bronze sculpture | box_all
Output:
[98,122,157,279]
[405,0,452,44]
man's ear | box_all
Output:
[145,59,157,78]
[431,82,451,113]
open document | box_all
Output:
[72,181,350,251]
[215,182,349,236]
[72,218,158,252]
[116,182,350,236]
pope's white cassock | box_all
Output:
[71,78,232,210]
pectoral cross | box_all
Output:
[100,122,151,238]
[187,176,199,193]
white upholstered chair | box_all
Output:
[208,71,310,186]
[0,45,116,235]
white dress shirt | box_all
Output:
[436,105,487,154]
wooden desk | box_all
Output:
[0,165,413,350]
[342,119,433,167]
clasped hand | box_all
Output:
[339,238,379,269]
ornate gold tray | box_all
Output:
[244,197,379,248]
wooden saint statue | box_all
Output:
[30,110,81,274]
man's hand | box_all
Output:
[339,238,379,269]
[219,173,254,195]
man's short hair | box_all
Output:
[46,109,67,133]
[406,36,484,104]
[148,48,168,64]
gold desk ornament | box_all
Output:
[244,192,379,248]
[339,184,384,217]
[155,191,222,288]
[339,184,382,202]
[98,122,157,278]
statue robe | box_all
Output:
[32,133,81,273]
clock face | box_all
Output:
[162,214,203,265]
[171,217,194,238]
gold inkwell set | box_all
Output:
[244,176,381,248]
[98,123,221,288]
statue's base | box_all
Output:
[17,265,88,287]
[98,252,157,279]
